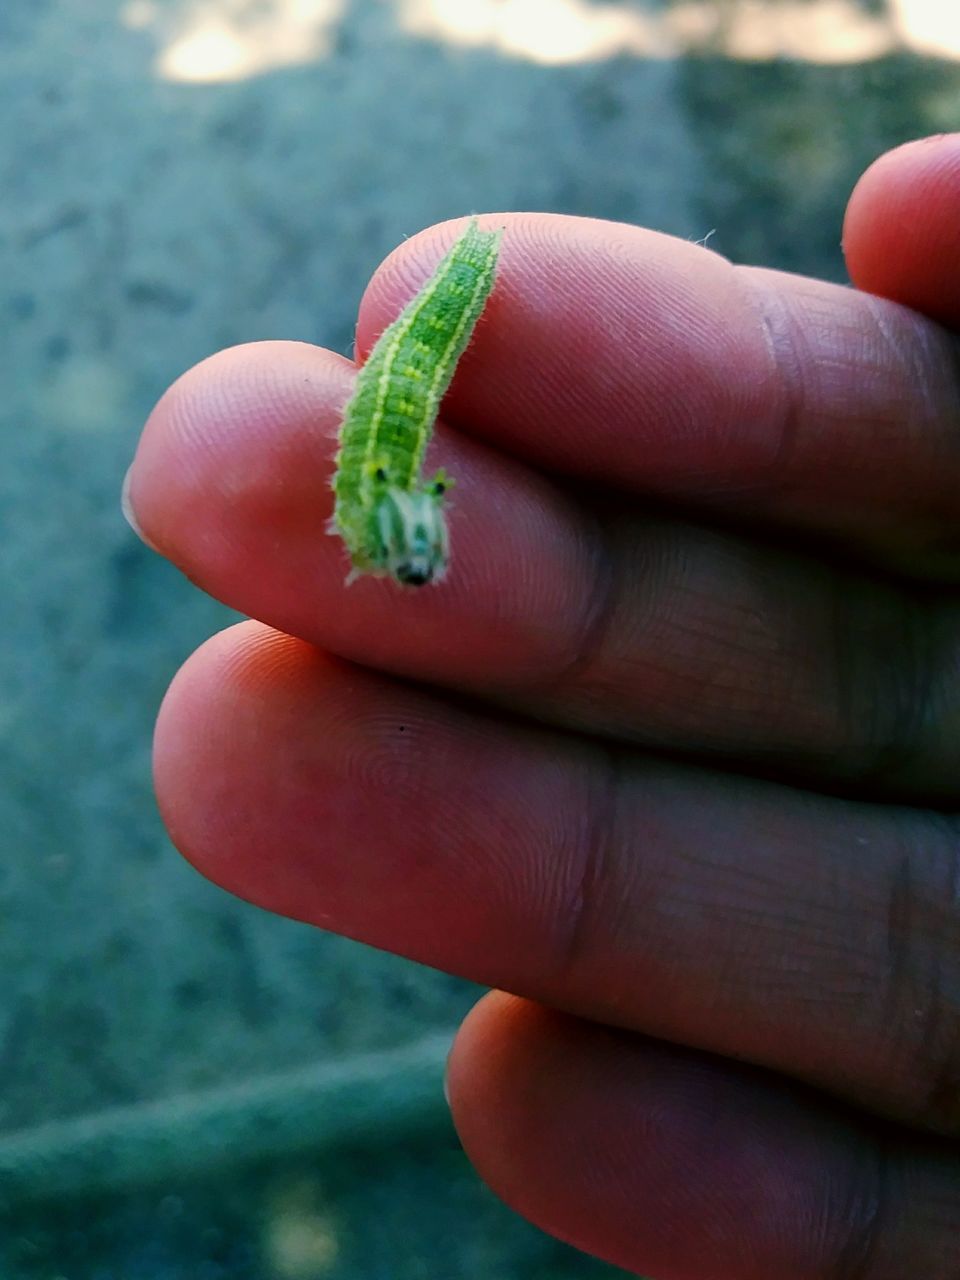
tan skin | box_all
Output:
[126,135,960,1278]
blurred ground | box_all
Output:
[0,0,957,1276]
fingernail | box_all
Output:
[121,464,158,551]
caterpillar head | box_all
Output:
[373,478,450,586]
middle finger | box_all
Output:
[128,340,960,801]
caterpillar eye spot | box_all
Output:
[329,218,502,587]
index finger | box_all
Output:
[359,210,960,577]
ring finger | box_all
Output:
[154,621,960,1136]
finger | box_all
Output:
[124,339,607,681]
[358,212,960,578]
[127,341,960,802]
[448,994,960,1280]
[844,133,960,330]
[154,622,960,1135]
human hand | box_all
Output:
[124,134,960,1278]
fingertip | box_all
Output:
[153,620,318,888]
[446,994,584,1226]
[446,990,533,1118]
[843,133,960,327]
[129,340,353,550]
[126,340,356,607]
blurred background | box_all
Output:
[1,1,957,1276]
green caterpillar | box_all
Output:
[329,218,503,586]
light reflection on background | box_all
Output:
[124,0,960,83]
[398,0,895,65]
[121,0,346,81]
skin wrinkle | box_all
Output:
[533,494,620,698]
[732,270,955,526]
[665,546,813,743]
[861,292,939,438]
[552,742,623,989]
[735,267,808,498]
[867,589,945,796]
[897,328,960,571]
[879,836,942,1132]
[555,516,787,746]
[869,814,960,1134]
[912,822,960,1134]
[826,571,932,790]
[518,508,949,794]
[830,1138,890,1280]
